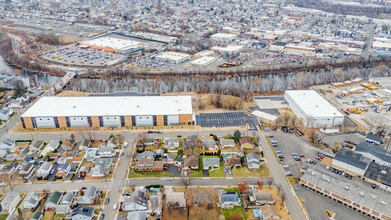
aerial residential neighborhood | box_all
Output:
[0,0,391,220]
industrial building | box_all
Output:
[332,148,370,177]
[20,96,195,129]
[284,90,344,127]
[300,169,391,220]
[156,52,192,64]
[190,56,216,67]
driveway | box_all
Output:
[47,163,59,181]
[202,170,209,177]
[166,165,180,177]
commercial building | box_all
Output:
[284,90,344,127]
[82,36,142,53]
[210,33,237,42]
[284,44,316,57]
[20,96,195,129]
[190,56,216,67]
[156,52,192,64]
[211,45,243,55]
[332,148,370,177]
[300,169,391,220]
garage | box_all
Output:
[102,116,121,127]
[167,115,179,125]
[135,115,153,126]
[69,116,89,127]
[35,117,56,128]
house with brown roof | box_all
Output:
[19,163,35,179]
[224,155,241,168]
[261,205,280,219]
[71,157,83,164]
[183,155,199,170]
[50,153,60,161]
[240,137,254,149]
[135,159,163,172]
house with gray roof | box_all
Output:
[137,151,155,161]
[37,161,53,179]
[127,211,148,220]
[93,157,113,167]
[332,147,370,176]
[44,191,63,209]
[202,139,217,150]
[0,138,15,152]
[91,165,108,177]
[356,142,391,167]
[220,138,236,148]
[122,190,147,211]
[71,206,94,220]
[99,145,115,158]
[219,190,241,209]
[246,153,260,169]
[252,191,275,205]
[202,157,220,170]
[56,205,70,215]
[60,192,75,205]
[164,138,180,151]
[1,191,21,211]
[29,140,43,153]
[23,192,41,210]
[77,186,100,205]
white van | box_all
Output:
[124,142,128,148]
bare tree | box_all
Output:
[181,172,191,189]
[0,171,19,192]
[267,177,274,188]
[276,183,282,194]
[280,190,287,203]
[137,132,149,151]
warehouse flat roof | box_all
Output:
[22,96,193,117]
[301,169,391,217]
[285,90,343,118]
[156,52,191,61]
[83,36,141,51]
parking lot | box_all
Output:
[41,45,125,67]
[266,130,321,177]
[198,111,260,130]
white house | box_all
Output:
[24,192,42,210]
[1,191,21,211]
[0,108,13,121]
[122,190,148,211]
[37,162,53,179]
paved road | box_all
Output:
[259,134,308,220]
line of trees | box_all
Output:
[69,65,391,101]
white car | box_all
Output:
[166,178,173,181]
[113,203,118,210]
[283,165,290,169]
[0,183,6,187]
[161,178,166,181]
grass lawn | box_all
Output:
[54,214,66,220]
[43,210,55,220]
[222,187,240,194]
[145,145,160,151]
[288,176,299,187]
[219,206,246,220]
[209,162,225,177]
[188,170,203,177]
[128,169,173,178]
[40,142,48,151]
[0,214,9,220]
[232,164,269,177]
[243,148,254,154]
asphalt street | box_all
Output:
[260,134,309,220]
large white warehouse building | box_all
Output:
[284,90,344,127]
[21,96,195,129]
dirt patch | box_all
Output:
[56,90,90,97]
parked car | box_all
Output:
[294,156,301,161]
[113,203,118,210]
[285,171,292,176]
[161,178,166,181]
[299,154,305,157]
[275,150,282,154]
[177,135,182,138]
[121,152,125,156]
[50,169,55,175]
[163,166,169,170]
[106,198,110,204]
[283,165,290,169]
[291,153,298,156]
[100,214,105,220]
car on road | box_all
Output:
[81,186,87,190]
[113,203,118,210]
[299,154,305,157]
[100,214,105,220]
[285,171,292,176]
[283,165,290,169]
[291,153,298,156]
[294,156,301,161]
[124,142,128,148]
[177,135,182,138]
[166,178,173,181]
[106,198,110,204]
[275,150,282,154]
[269,135,274,138]
[277,154,284,159]
[161,178,166,181]
[271,140,277,144]
[121,152,125,156]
